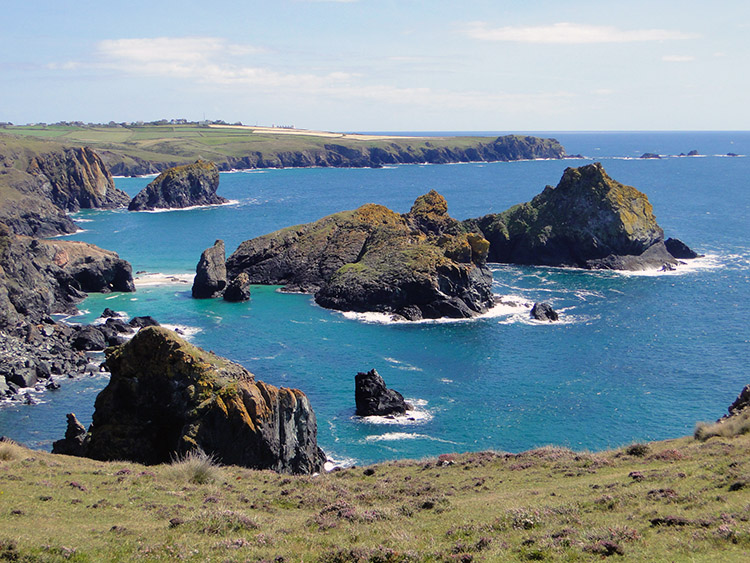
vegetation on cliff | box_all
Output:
[2,124,566,175]
[128,160,227,211]
[225,191,494,320]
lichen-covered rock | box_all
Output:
[225,191,493,319]
[192,240,227,298]
[467,163,696,271]
[355,369,411,417]
[128,160,227,211]
[64,326,325,474]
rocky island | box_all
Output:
[466,162,697,271]
[53,326,326,475]
[128,160,227,211]
[221,191,494,320]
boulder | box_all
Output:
[223,272,251,302]
[128,160,227,211]
[665,237,700,259]
[128,316,160,329]
[59,327,325,474]
[192,240,227,298]
[355,369,411,417]
[71,326,107,351]
[467,163,689,271]
[531,302,559,322]
[225,191,494,319]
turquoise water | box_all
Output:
[2,132,749,466]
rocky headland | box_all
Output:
[128,160,227,211]
[223,191,494,320]
[465,162,697,271]
[53,326,326,475]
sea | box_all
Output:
[1,131,748,467]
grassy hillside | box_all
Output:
[2,431,750,562]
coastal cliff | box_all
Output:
[128,160,227,211]
[466,163,696,270]
[0,134,129,236]
[54,326,326,475]
[224,191,494,320]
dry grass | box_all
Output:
[695,410,750,441]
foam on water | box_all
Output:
[129,200,241,213]
[364,432,458,444]
[354,398,432,425]
[133,273,194,286]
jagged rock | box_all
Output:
[128,160,227,211]
[61,327,325,474]
[51,413,88,456]
[665,238,700,259]
[71,326,107,351]
[467,163,694,271]
[728,385,750,417]
[225,191,494,319]
[192,240,227,298]
[0,223,135,327]
[223,272,251,302]
[100,308,119,318]
[531,302,559,322]
[640,153,661,159]
[355,369,411,417]
[128,316,160,329]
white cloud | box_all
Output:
[661,55,695,62]
[463,22,698,44]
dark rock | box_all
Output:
[192,240,227,298]
[727,152,739,157]
[665,238,700,259]
[223,272,251,302]
[100,308,119,318]
[51,413,88,456]
[467,163,681,271]
[71,326,107,351]
[128,316,160,329]
[226,191,494,319]
[7,364,38,388]
[640,153,661,159]
[128,160,227,211]
[687,150,700,156]
[531,302,559,322]
[62,326,325,474]
[727,384,750,417]
[45,379,60,390]
[355,369,411,417]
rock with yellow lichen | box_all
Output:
[224,191,494,320]
[53,326,325,474]
[466,162,697,270]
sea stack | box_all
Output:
[192,240,227,298]
[355,369,411,417]
[53,326,326,475]
[128,160,227,211]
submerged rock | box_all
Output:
[531,302,559,322]
[467,163,698,271]
[192,240,227,298]
[355,369,411,417]
[56,326,325,474]
[225,191,494,319]
[128,160,227,211]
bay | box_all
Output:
[2,132,748,466]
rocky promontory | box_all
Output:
[224,191,494,320]
[128,160,227,211]
[53,326,326,475]
[466,163,697,271]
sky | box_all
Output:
[2,0,749,131]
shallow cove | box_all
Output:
[2,132,748,467]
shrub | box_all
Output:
[166,449,221,484]
[0,439,23,461]
[625,443,650,457]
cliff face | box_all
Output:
[467,163,687,270]
[61,326,325,475]
[0,223,134,328]
[128,160,226,211]
[225,191,494,320]
[27,147,130,211]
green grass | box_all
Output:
[2,433,750,561]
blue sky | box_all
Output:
[2,0,748,131]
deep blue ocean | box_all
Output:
[2,132,748,467]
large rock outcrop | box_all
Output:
[0,135,129,236]
[128,160,227,211]
[0,222,135,326]
[466,163,696,270]
[225,191,494,320]
[54,327,326,474]
[192,240,227,298]
[355,369,411,417]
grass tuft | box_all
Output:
[0,438,24,461]
[165,448,221,484]
[695,410,750,441]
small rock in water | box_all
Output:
[530,302,559,322]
